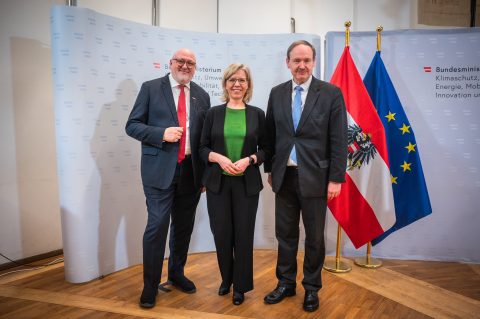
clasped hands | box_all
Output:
[216,154,250,175]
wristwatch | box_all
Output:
[249,156,255,165]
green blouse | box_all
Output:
[223,107,246,176]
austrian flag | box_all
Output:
[328,47,396,248]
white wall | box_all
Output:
[78,0,151,25]
[159,0,218,32]
[1,0,421,265]
[219,0,291,34]
[0,0,64,266]
[353,0,414,31]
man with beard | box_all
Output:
[126,48,210,308]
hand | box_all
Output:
[163,127,184,143]
[267,174,272,187]
[233,157,250,174]
[216,154,242,175]
[327,182,341,201]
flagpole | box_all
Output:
[354,26,385,269]
[323,225,352,273]
[323,21,354,274]
[376,25,383,51]
[344,20,351,47]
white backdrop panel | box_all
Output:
[51,6,480,284]
[324,29,480,262]
[51,5,321,283]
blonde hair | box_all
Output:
[221,63,253,103]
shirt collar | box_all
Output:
[291,75,312,91]
[169,73,191,90]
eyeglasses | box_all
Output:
[227,78,248,85]
[172,58,196,68]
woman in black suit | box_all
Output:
[199,63,267,305]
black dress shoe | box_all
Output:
[264,285,296,304]
[303,290,319,312]
[168,275,196,294]
[139,288,157,308]
[232,291,244,305]
[218,282,231,295]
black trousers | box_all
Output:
[275,167,327,291]
[206,175,259,293]
[142,157,201,293]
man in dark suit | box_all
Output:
[126,48,210,308]
[263,40,347,312]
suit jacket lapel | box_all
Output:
[280,81,295,134]
[161,75,179,125]
[297,77,320,131]
[217,105,227,154]
[189,84,198,125]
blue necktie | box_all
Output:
[290,85,303,164]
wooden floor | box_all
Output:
[1,250,479,319]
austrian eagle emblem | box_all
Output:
[347,124,377,171]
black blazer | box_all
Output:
[126,74,211,189]
[199,104,267,196]
[264,76,347,197]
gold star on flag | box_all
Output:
[400,161,412,172]
[399,123,411,135]
[385,111,396,122]
[391,175,398,184]
[405,142,416,153]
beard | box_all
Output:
[171,69,193,84]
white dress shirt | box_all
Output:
[169,73,191,156]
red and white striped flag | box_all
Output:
[328,47,396,248]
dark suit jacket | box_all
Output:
[264,76,347,197]
[199,104,267,196]
[125,74,211,189]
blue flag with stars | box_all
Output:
[363,51,432,245]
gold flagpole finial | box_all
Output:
[345,21,352,47]
[376,25,383,51]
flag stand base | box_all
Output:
[354,242,382,268]
[354,257,382,268]
[324,225,352,273]
[323,260,352,273]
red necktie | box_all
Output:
[177,85,186,163]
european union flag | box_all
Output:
[363,51,432,245]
